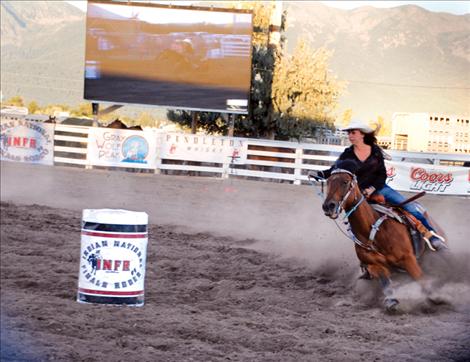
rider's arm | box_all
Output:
[370,149,387,191]
[318,147,350,179]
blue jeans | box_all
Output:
[377,184,434,231]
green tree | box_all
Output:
[341,109,353,128]
[168,1,279,138]
[41,103,70,116]
[374,115,391,136]
[271,40,345,140]
[5,95,25,107]
[27,101,40,114]
[168,2,344,140]
[70,102,93,117]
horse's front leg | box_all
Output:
[367,264,399,312]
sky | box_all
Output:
[68,1,470,15]
[319,1,469,15]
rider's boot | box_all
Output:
[428,231,448,251]
[423,230,448,251]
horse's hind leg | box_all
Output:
[402,255,446,304]
[402,256,432,296]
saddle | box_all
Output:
[367,193,432,257]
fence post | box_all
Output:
[293,146,303,185]
[222,160,229,179]
[154,130,164,174]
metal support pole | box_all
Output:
[91,103,123,127]
[227,113,235,137]
[191,111,198,134]
[92,102,99,127]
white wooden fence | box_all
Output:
[52,124,470,187]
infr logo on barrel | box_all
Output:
[77,209,148,306]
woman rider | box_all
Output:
[316,120,446,251]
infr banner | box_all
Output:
[385,161,469,195]
[0,119,54,165]
[161,132,247,164]
[87,128,157,168]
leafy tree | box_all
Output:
[70,102,93,118]
[27,101,40,114]
[4,96,25,107]
[271,40,345,140]
[41,103,70,116]
[374,115,391,136]
[134,112,169,128]
[168,1,279,138]
[167,111,226,134]
[168,2,344,140]
[341,109,353,128]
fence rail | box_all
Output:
[52,124,470,176]
[2,118,470,194]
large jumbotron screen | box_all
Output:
[84,0,253,114]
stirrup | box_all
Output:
[430,231,448,250]
[423,236,436,252]
[424,231,448,252]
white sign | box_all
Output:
[78,232,147,301]
[161,132,247,164]
[385,161,469,195]
[87,128,157,168]
[0,119,54,165]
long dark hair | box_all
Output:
[363,131,377,146]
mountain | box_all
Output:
[284,2,470,121]
[1,1,86,107]
[1,1,469,123]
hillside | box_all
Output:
[284,2,470,121]
[1,0,469,123]
[1,1,85,106]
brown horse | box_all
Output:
[321,167,434,311]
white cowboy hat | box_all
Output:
[340,120,374,133]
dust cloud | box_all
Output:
[2,161,470,361]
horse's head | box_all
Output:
[322,160,359,219]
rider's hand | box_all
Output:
[363,186,376,197]
[310,170,325,181]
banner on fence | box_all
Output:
[87,128,157,168]
[161,132,247,164]
[385,161,469,195]
[0,119,54,165]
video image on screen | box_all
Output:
[84,1,253,113]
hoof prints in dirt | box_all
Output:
[1,202,469,362]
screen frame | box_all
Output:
[83,0,254,114]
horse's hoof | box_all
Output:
[384,298,399,312]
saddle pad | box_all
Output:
[370,204,404,223]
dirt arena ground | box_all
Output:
[1,161,470,361]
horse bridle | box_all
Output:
[329,169,377,252]
[330,169,365,218]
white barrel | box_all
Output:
[77,209,148,306]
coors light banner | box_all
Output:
[385,161,469,195]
